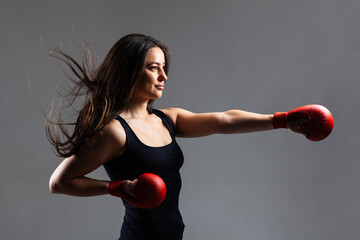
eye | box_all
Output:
[149,65,158,71]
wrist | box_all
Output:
[108,180,126,197]
[272,112,288,129]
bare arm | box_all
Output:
[162,108,274,138]
[49,119,126,197]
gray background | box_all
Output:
[1,0,359,239]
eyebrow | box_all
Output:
[146,62,166,66]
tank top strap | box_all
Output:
[114,115,129,130]
[152,109,176,138]
[114,115,137,147]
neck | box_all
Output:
[121,99,151,119]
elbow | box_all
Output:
[49,180,59,194]
[49,174,64,194]
[216,112,234,134]
[49,177,59,194]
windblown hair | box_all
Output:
[46,33,170,157]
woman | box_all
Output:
[48,33,308,239]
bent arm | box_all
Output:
[49,156,110,197]
[162,108,274,138]
[49,120,125,197]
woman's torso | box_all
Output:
[103,109,185,232]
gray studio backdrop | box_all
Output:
[1,0,359,239]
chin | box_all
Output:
[152,93,163,99]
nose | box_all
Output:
[159,68,167,82]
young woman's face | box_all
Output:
[132,47,167,101]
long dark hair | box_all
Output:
[46,33,171,157]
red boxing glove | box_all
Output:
[273,104,334,141]
[108,173,166,209]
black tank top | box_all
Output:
[103,109,185,232]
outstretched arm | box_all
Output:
[163,104,333,141]
[162,108,275,138]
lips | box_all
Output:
[155,84,164,90]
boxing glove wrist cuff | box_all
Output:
[108,180,126,198]
[273,112,288,129]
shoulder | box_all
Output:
[160,108,193,125]
[103,118,126,146]
[81,118,126,158]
